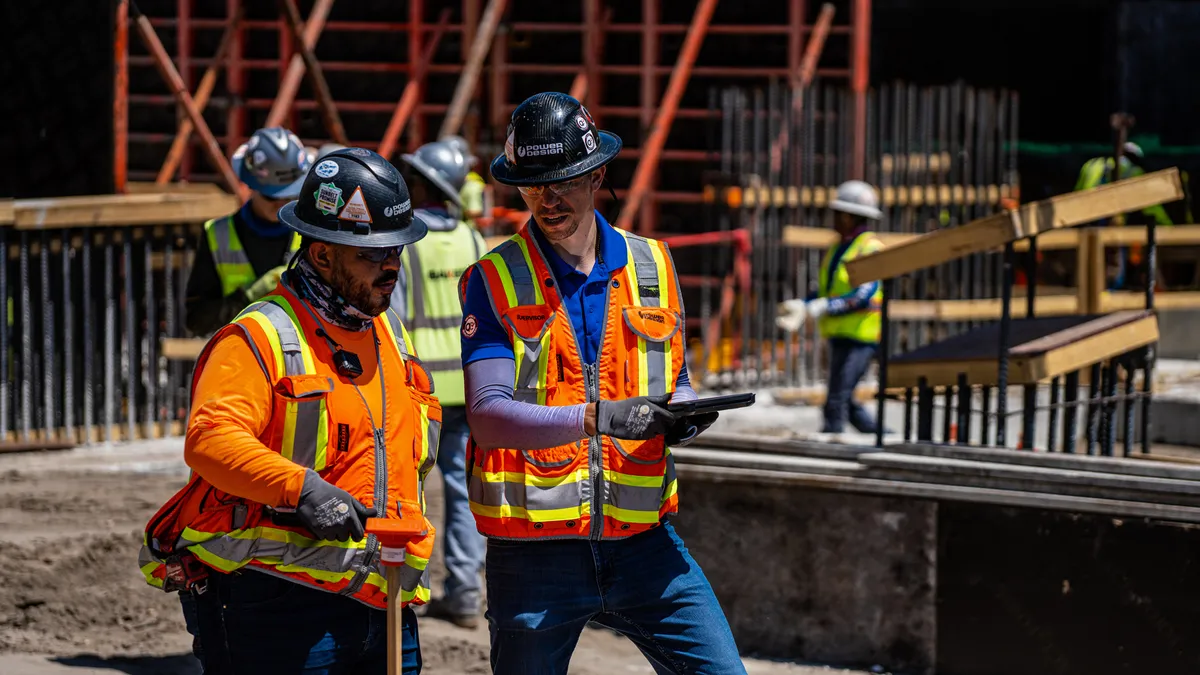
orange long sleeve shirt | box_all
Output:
[184,323,384,508]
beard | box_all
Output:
[330,263,397,317]
[537,211,580,241]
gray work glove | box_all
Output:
[666,411,719,447]
[596,394,678,441]
[296,469,373,542]
[245,265,288,301]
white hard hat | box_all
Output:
[1123,142,1144,159]
[830,180,882,220]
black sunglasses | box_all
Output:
[357,246,404,263]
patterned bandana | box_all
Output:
[288,254,374,332]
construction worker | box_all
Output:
[185,127,308,336]
[442,134,486,227]
[1075,141,1172,289]
[139,148,440,674]
[776,180,885,435]
[394,141,488,628]
[459,92,741,674]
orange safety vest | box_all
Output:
[461,224,685,540]
[138,283,442,609]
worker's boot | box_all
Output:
[421,596,481,629]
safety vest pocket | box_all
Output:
[273,375,336,471]
[501,305,558,403]
[610,436,667,465]
[520,439,584,469]
[619,306,681,398]
[620,306,681,344]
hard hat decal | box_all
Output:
[518,142,564,158]
[252,150,267,167]
[267,129,290,152]
[504,130,516,165]
[575,115,588,130]
[315,160,339,179]
[338,186,374,224]
[315,183,345,215]
[582,131,597,155]
[384,200,411,218]
[247,134,260,149]
[348,148,371,157]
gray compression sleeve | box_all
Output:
[464,357,700,450]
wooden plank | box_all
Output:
[1009,310,1150,356]
[847,168,1184,285]
[1102,291,1200,312]
[162,337,207,360]
[1014,313,1159,382]
[13,192,238,229]
[781,225,1079,252]
[1099,224,1200,247]
[0,200,13,225]
[127,181,225,195]
[0,440,77,454]
[889,295,1079,322]
[886,357,1001,389]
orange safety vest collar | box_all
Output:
[462,224,685,541]
[138,282,442,610]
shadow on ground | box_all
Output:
[52,654,200,675]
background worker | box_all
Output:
[459,93,740,674]
[442,134,487,227]
[184,127,309,336]
[140,148,440,674]
[394,140,488,628]
[777,180,885,436]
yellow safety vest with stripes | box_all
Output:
[204,215,302,297]
[400,216,486,406]
[138,287,440,609]
[817,232,884,343]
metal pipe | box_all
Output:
[942,379,953,443]
[1047,376,1060,453]
[265,0,335,129]
[278,0,348,145]
[226,0,246,149]
[994,242,1014,447]
[979,385,991,445]
[1103,360,1118,456]
[377,9,451,160]
[1063,371,1080,453]
[1086,362,1102,456]
[956,373,970,444]
[157,9,242,184]
[1123,361,1135,457]
[616,0,720,234]
[849,0,870,180]
[903,387,913,442]
[916,376,932,442]
[440,0,508,137]
[114,0,129,193]
[132,5,242,195]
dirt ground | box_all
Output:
[0,440,868,675]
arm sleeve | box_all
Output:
[825,281,880,316]
[673,364,697,402]
[460,266,517,365]
[184,330,308,507]
[185,235,252,336]
[465,358,588,450]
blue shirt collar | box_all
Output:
[238,201,291,238]
[530,209,628,279]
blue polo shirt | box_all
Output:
[461,211,690,386]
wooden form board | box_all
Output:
[885,311,1159,388]
[10,192,239,229]
[781,225,1083,253]
[845,168,1184,286]
[162,337,207,361]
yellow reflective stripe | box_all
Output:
[402,586,431,604]
[416,402,431,478]
[140,561,164,588]
[480,468,590,488]
[265,295,317,373]
[483,252,517,307]
[601,503,663,524]
[313,398,330,471]
[623,237,641,306]
[241,312,285,375]
[661,476,678,505]
[470,501,589,522]
[512,236,545,305]
[603,469,664,488]
[281,401,301,462]
[404,553,430,571]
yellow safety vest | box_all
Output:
[204,216,302,297]
[817,232,884,343]
[400,218,485,406]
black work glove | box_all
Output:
[597,394,678,441]
[666,411,719,447]
[296,469,373,542]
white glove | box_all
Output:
[775,299,809,333]
[806,297,830,319]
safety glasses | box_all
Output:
[356,245,404,264]
[517,174,591,198]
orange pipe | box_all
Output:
[133,9,242,195]
[113,0,129,193]
[441,0,508,138]
[156,10,242,184]
[378,9,451,160]
[568,73,588,102]
[850,0,871,180]
[265,0,334,129]
[616,0,720,234]
[278,0,347,145]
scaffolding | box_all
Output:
[117,0,871,234]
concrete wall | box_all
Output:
[1157,310,1200,361]
[672,476,937,674]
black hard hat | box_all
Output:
[490,92,622,187]
[278,148,428,247]
[400,141,465,208]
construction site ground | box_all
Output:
[0,440,868,675]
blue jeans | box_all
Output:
[485,520,745,675]
[191,570,421,674]
[436,405,485,613]
[824,338,879,433]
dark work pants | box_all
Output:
[823,338,879,434]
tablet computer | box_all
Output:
[667,392,756,416]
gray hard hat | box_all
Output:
[440,135,478,168]
[233,127,311,199]
[400,141,465,207]
[1123,142,1144,160]
[829,180,883,220]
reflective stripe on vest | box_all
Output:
[143,292,434,607]
[817,233,883,343]
[466,226,684,539]
[401,221,482,406]
[204,216,302,297]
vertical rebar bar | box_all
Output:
[1046,376,1060,453]
[1086,363,1102,455]
[1063,371,1080,453]
[942,381,953,444]
[749,88,765,386]
[83,233,94,443]
[165,226,178,426]
[41,231,55,438]
[956,373,970,444]
[876,278,891,448]
[145,235,158,438]
[1103,360,1119,457]
[62,231,75,441]
[104,233,116,442]
[0,228,7,438]
[19,232,31,441]
[903,387,913,442]
[124,228,137,442]
[1123,360,1136,457]
[917,376,933,442]
[979,385,991,446]
[994,242,1015,447]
